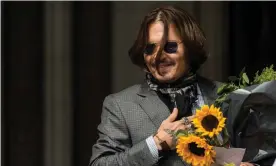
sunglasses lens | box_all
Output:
[144,43,156,55]
[164,42,178,53]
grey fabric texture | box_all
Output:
[89,76,220,166]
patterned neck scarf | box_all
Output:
[146,73,198,117]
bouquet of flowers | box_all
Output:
[174,65,276,166]
[216,65,276,164]
[174,104,241,166]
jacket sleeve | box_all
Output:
[89,95,158,166]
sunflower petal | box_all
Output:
[176,135,216,166]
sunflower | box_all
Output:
[176,135,216,166]
[192,104,226,138]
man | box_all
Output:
[89,6,254,166]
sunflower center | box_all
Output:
[201,115,219,131]
[188,142,205,156]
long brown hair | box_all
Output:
[128,5,208,73]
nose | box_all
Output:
[151,49,166,64]
[151,51,166,67]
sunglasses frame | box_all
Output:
[144,41,183,55]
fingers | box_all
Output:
[166,108,194,124]
[171,121,188,130]
[240,162,254,166]
[176,124,191,131]
[166,107,178,122]
[187,115,195,121]
[175,115,194,125]
[169,119,192,132]
[171,121,183,129]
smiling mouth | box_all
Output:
[157,60,175,68]
[150,60,175,74]
[158,62,173,68]
[155,62,174,75]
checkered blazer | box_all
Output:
[89,76,221,166]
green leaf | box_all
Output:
[224,84,239,93]
[253,64,276,84]
[216,94,227,103]
[242,73,250,84]
[224,162,235,166]
[175,129,189,138]
[239,67,246,78]
[222,128,230,147]
[217,83,227,95]
[214,94,228,108]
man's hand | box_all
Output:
[153,108,194,150]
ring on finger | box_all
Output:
[181,117,190,125]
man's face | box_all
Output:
[144,21,189,83]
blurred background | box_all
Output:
[2,1,276,166]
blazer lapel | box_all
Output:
[137,82,170,129]
[136,76,220,129]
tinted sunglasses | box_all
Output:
[144,41,183,55]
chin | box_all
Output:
[154,73,178,83]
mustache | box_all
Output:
[151,59,174,67]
